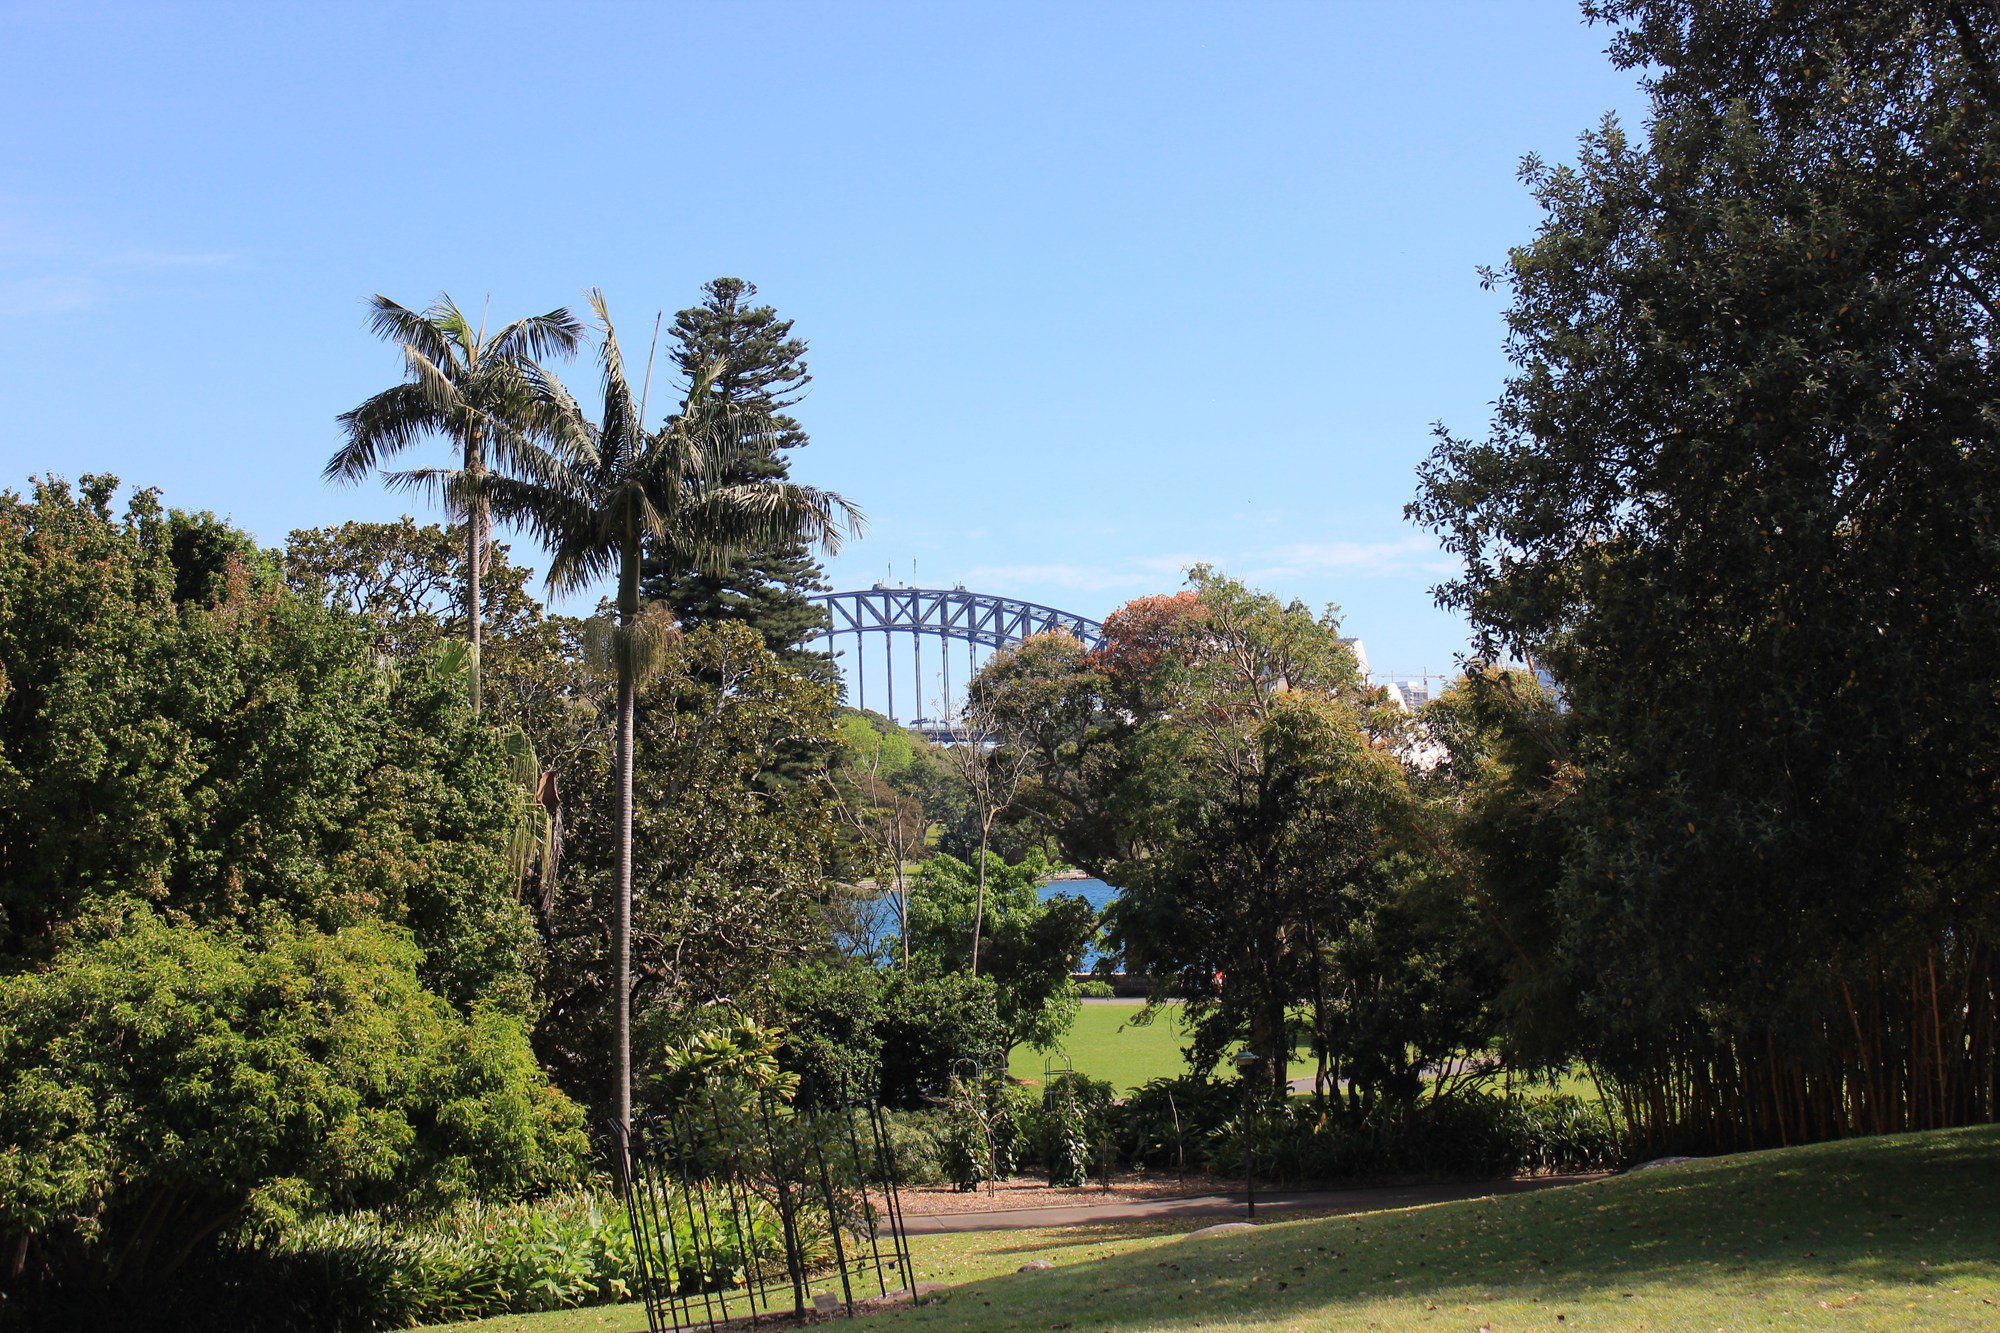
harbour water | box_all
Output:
[845,875,1120,968]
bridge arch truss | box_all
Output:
[807,587,1103,727]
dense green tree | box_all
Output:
[976,571,1451,1104]
[281,519,541,668]
[873,971,1008,1109]
[0,478,539,1011]
[1410,0,2000,1143]
[284,519,604,912]
[1409,668,1578,1077]
[471,291,857,1140]
[760,959,1011,1109]
[905,849,1096,1054]
[328,294,581,713]
[642,278,835,677]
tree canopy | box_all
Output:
[1410,0,2000,1143]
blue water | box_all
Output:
[845,876,1121,968]
[1046,877,1118,967]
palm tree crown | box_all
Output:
[328,293,583,712]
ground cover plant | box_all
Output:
[246,1181,830,1331]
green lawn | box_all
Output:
[1010,1001,1191,1091]
[1009,1001,1320,1092]
[427,1126,2000,1332]
[874,1126,2000,1330]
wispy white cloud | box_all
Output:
[962,536,1451,599]
[98,248,233,269]
[0,201,233,318]
[963,553,1208,594]
[0,274,97,318]
[1245,535,1456,582]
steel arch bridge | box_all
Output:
[806,586,1103,728]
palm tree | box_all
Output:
[469,290,861,1151]
[328,293,583,713]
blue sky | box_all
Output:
[0,2,1646,682]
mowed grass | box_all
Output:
[874,1126,2000,1330]
[1008,1001,1318,1092]
[1010,1001,1190,1092]
[426,1127,2000,1332]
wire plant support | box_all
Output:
[614,1077,921,1330]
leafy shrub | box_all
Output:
[875,972,1007,1108]
[770,960,885,1103]
[1043,1078,1093,1186]
[1117,1076,1241,1171]
[768,965,1006,1110]
[1077,980,1116,999]
[938,1077,996,1191]
[0,909,586,1289]
[876,1109,954,1186]
[1196,1090,1627,1182]
[1010,1074,1113,1186]
[1504,1093,1624,1173]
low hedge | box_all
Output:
[910,1075,1627,1188]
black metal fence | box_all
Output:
[611,1085,919,1331]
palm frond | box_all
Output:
[380,465,469,518]
[683,356,727,407]
[679,405,785,485]
[403,346,467,418]
[364,294,457,372]
[486,307,586,365]
[516,362,596,464]
[477,471,591,534]
[328,382,443,481]
[588,289,642,457]
[546,541,621,597]
[427,294,478,362]
[487,423,581,492]
[669,481,862,574]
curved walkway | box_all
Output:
[901,1172,1601,1234]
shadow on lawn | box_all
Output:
[883,1127,2000,1328]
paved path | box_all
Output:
[900,1173,1600,1235]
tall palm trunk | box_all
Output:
[466,424,485,716]
[612,532,640,1165]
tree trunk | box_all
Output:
[893,854,910,970]
[971,824,990,977]
[466,427,485,716]
[612,538,639,1181]
[614,667,634,1151]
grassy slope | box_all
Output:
[426,1126,2000,1332]
[878,1126,2000,1330]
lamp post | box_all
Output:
[1231,1050,1263,1219]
